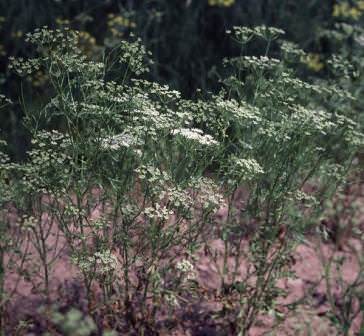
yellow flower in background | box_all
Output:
[357,0,364,10]
[333,5,340,17]
[333,2,363,20]
[79,31,96,46]
[302,53,324,72]
[107,13,137,38]
[349,7,361,19]
[208,0,235,7]
[78,31,100,58]
[0,44,5,57]
[223,0,235,6]
[26,70,48,88]
[110,27,123,38]
[108,14,136,28]
[11,30,23,39]
[56,17,70,26]
[333,2,350,17]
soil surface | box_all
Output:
[3,183,364,335]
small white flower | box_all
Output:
[232,157,264,181]
[355,34,364,47]
[165,292,179,307]
[176,259,194,273]
[176,259,196,280]
[143,203,174,220]
[100,132,137,150]
[172,128,218,146]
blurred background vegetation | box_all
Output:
[0,0,363,159]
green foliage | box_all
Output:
[0,19,362,335]
[49,308,97,336]
[1,0,364,161]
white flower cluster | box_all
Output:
[327,54,354,78]
[321,84,355,100]
[78,102,107,117]
[63,203,86,217]
[171,128,218,146]
[143,203,174,221]
[226,26,253,44]
[165,292,179,307]
[176,259,195,280]
[25,26,79,51]
[120,203,139,221]
[100,132,139,151]
[131,79,181,101]
[345,129,364,147]
[280,41,306,59]
[8,57,41,76]
[24,28,105,78]
[52,52,104,76]
[135,165,170,184]
[278,72,318,92]
[23,215,37,229]
[89,217,108,230]
[228,56,280,71]
[93,250,119,275]
[159,186,193,218]
[227,25,285,43]
[288,190,318,208]
[335,113,357,128]
[190,177,225,210]
[319,163,345,181]
[355,34,364,47]
[135,165,171,196]
[22,130,72,193]
[230,157,264,182]
[217,99,262,125]
[21,27,105,78]
[108,95,128,104]
[255,122,281,139]
[130,93,174,135]
[244,55,280,69]
[83,79,105,91]
[290,105,335,136]
[252,25,285,40]
[73,249,118,277]
[160,187,193,208]
[32,130,69,146]
[119,37,152,75]
[0,94,12,105]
